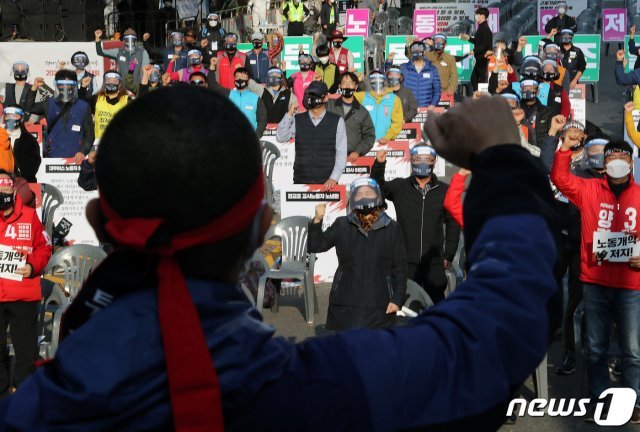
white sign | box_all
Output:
[36,159,99,245]
[569,84,586,126]
[593,231,640,262]
[0,244,26,281]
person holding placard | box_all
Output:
[0,170,51,397]
[551,139,640,423]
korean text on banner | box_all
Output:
[415,2,486,35]
[281,36,313,78]
[569,84,586,126]
[602,9,627,42]
[0,245,26,282]
[593,231,640,262]
[345,9,370,37]
[413,10,437,39]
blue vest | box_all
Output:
[45,98,91,158]
[247,51,270,84]
[362,93,395,141]
[229,90,259,129]
[163,48,188,73]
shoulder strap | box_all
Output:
[47,101,74,134]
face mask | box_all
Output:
[124,37,137,52]
[185,40,196,48]
[433,42,445,51]
[267,75,282,87]
[188,57,201,66]
[149,71,161,83]
[105,83,119,93]
[208,19,218,27]
[299,63,311,71]
[4,119,19,131]
[371,80,384,93]
[560,35,572,44]
[253,41,263,49]
[341,88,355,98]
[172,37,183,47]
[225,44,237,53]
[0,192,14,210]
[235,79,248,89]
[411,50,424,59]
[164,1,172,7]
[586,153,605,170]
[354,205,377,215]
[541,72,559,82]
[522,90,537,101]
[412,162,433,178]
[387,77,401,87]
[13,71,27,81]
[72,57,88,70]
[545,53,558,61]
[332,41,342,49]
[306,95,325,109]
[606,159,631,179]
[319,56,329,65]
[558,7,566,14]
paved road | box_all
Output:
[261,48,639,429]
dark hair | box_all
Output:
[476,7,490,18]
[234,67,250,77]
[100,69,128,98]
[315,44,330,57]
[71,51,89,63]
[54,69,77,82]
[185,28,197,38]
[96,87,262,278]
[0,169,16,182]
[189,71,207,82]
[340,71,359,85]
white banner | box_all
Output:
[0,42,104,90]
[593,231,640,262]
[0,244,26,282]
[569,84,586,126]
[36,159,98,245]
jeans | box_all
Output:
[584,283,640,406]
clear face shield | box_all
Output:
[12,62,29,81]
[348,178,383,214]
[72,54,89,70]
[369,73,385,94]
[267,70,284,88]
[298,55,312,71]
[149,65,162,83]
[560,31,573,44]
[124,35,138,52]
[409,43,426,60]
[104,72,122,93]
[386,68,402,88]
[410,145,437,178]
[170,32,184,47]
[3,107,23,131]
[56,79,78,103]
[187,50,202,66]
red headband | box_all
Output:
[100,173,264,432]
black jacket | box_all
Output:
[12,124,41,182]
[371,161,461,265]
[545,15,577,45]
[320,2,339,30]
[560,45,586,80]
[308,211,407,330]
[470,21,493,58]
[522,99,557,149]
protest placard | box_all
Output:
[593,231,640,262]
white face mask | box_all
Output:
[209,19,218,26]
[319,56,329,65]
[558,7,566,14]
[606,159,631,179]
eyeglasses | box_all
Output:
[190,80,205,86]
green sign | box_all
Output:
[342,36,364,73]
[625,36,637,73]
[571,34,600,82]
[281,36,313,77]
[385,36,473,82]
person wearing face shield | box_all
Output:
[136,64,164,97]
[355,71,403,143]
[78,71,130,143]
[240,67,295,124]
[541,43,572,92]
[545,2,577,45]
[315,44,340,93]
[424,34,458,97]
[282,0,309,36]
[276,81,347,190]
[371,143,460,304]
[244,31,271,84]
[173,50,208,83]
[459,7,492,91]
[518,78,558,148]
[94,28,150,87]
[308,177,407,330]
[1,105,40,183]
[287,53,323,108]
[540,60,571,118]
[24,70,93,162]
[0,62,33,114]
[399,42,441,109]
[385,67,417,122]
[327,72,376,162]
[213,33,247,89]
[328,30,354,74]
[69,52,96,96]
[164,32,188,72]
[557,30,585,89]
[551,138,640,423]
[497,93,540,157]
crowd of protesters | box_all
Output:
[0,0,638,428]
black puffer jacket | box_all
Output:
[12,124,41,183]
[308,211,407,330]
[371,160,461,265]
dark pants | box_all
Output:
[322,23,337,38]
[471,55,488,91]
[287,21,305,36]
[559,245,582,352]
[0,301,39,391]
[407,261,447,304]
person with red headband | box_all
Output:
[0,92,560,431]
[0,170,51,397]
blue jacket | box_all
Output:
[400,59,442,107]
[163,48,188,72]
[615,60,640,86]
[362,92,396,141]
[246,50,271,84]
[45,98,92,158]
[230,89,259,129]
[0,146,559,432]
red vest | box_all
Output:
[216,51,247,89]
[330,48,349,74]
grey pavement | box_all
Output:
[262,47,639,430]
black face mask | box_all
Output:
[306,95,325,109]
[225,44,237,54]
[235,79,248,89]
[185,40,197,48]
[13,72,27,81]
[341,88,355,98]
[541,72,559,82]
[433,42,445,51]
[332,41,343,49]
[299,64,311,71]
[253,41,263,49]
[105,83,119,93]
[0,193,14,211]
[355,206,377,215]
[521,90,537,101]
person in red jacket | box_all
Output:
[551,138,640,423]
[215,33,247,90]
[0,170,52,396]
